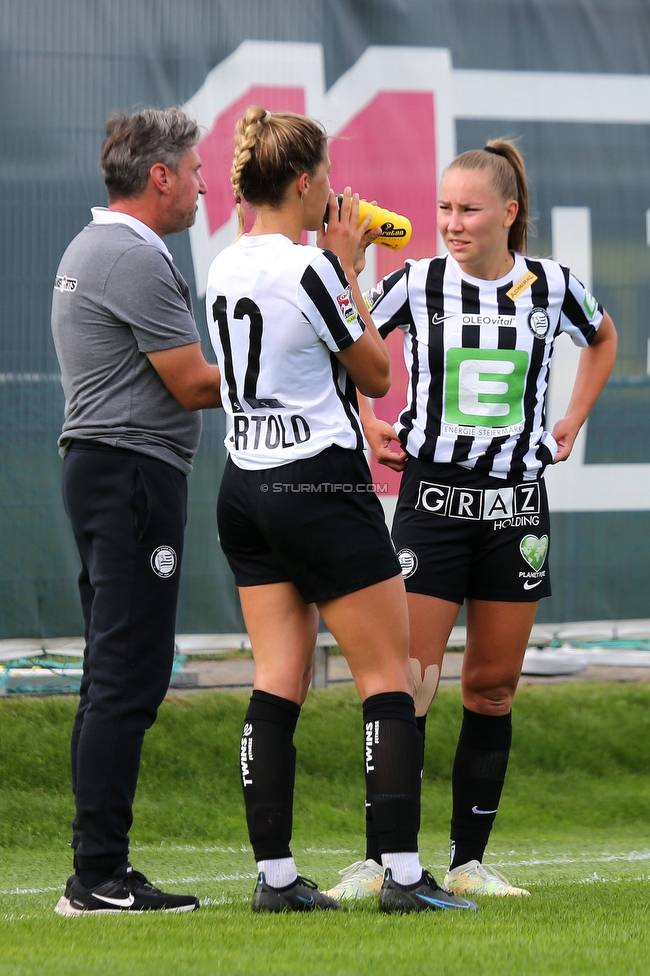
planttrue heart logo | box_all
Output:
[519,534,548,571]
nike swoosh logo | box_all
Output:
[431,312,455,325]
[415,894,460,909]
[472,805,498,815]
[92,893,135,907]
[523,579,544,590]
[296,895,315,906]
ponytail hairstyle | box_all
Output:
[230,105,329,237]
[444,139,531,254]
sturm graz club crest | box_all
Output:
[150,545,177,578]
[527,307,550,338]
[397,548,418,579]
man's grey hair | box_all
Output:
[100,108,201,200]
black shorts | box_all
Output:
[217,445,401,604]
[391,457,552,604]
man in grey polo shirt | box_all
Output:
[51,108,221,915]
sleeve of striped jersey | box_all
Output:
[297,250,365,352]
[362,266,412,338]
[558,267,603,346]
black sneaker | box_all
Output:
[54,863,200,915]
[251,872,340,912]
[379,867,478,914]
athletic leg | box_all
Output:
[319,578,421,886]
[407,591,463,715]
[333,588,475,915]
[461,598,538,715]
[318,574,412,699]
[239,581,319,706]
[359,592,460,865]
[445,599,537,896]
[240,576,419,879]
[237,582,319,891]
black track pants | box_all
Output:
[62,442,187,873]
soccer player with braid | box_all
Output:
[326,140,617,901]
[205,106,478,913]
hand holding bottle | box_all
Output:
[324,195,412,250]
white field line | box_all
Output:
[575,874,650,884]
[4,850,650,897]
[301,848,358,854]
[134,844,252,854]
[493,851,650,867]
[133,845,357,855]
[153,873,257,885]
[0,886,61,895]
[0,874,255,896]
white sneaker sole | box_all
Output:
[54,895,197,915]
[444,880,530,897]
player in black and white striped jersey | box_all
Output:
[207,225,366,468]
[205,105,477,915]
[368,251,602,481]
[329,139,617,902]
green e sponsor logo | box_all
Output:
[444,348,530,428]
[582,290,597,318]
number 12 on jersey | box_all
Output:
[211,295,284,412]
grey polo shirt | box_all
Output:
[51,210,202,474]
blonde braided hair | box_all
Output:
[230,105,328,236]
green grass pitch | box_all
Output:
[2,683,650,975]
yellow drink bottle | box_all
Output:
[326,195,412,250]
[356,199,412,250]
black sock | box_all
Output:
[78,870,113,889]
[364,708,427,863]
[416,713,427,745]
[364,799,381,864]
[75,851,123,888]
[449,707,512,869]
[240,690,301,862]
[363,692,422,855]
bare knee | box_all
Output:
[353,656,414,702]
[462,683,515,716]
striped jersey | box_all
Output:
[205,233,365,470]
[367,252,603,481]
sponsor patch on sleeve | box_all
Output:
[336,285,359,325]
[362,280,385,311]
[582,289,598,318]
[54,275,78,293]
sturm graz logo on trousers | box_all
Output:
[150,546,177,577]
